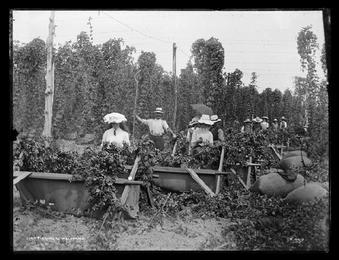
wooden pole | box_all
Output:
[42,11,55,145]
[215,146,225,194]
[246,156,252,188]
[172,42,177,129]
[132,70,140,142]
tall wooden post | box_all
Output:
[172,43,177,129]
[42,11,55,144]
[132,70,140,142]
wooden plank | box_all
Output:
[14,172,143,186]
[215,146,225,194]
[184,167,215,197]
[269,144,282,160]
[14,171,74,181]
[114,179,144,185]
[230,168,248,191]
[120,156,141,205]
[13,172,32,185]
[123,185,140,219]
[171,140,178,157]
[245,163,262,166]
[152,166,226,175]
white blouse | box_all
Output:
[101,127,130,148]
[140,118,169,136]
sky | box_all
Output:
[11,10,326,93]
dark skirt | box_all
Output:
[149,134,165,150]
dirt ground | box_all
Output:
[13,188,236,251]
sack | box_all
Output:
[279,155,312,172]
[282,150,307,159]
[249,172,305,197]
[285,182,328,203]
[278,169,298,182]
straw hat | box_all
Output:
[211,115,221,123]
[252,117,262,123]
[154,107,164,114]
[103,112,127,124]
[244,119,251,123]
[197,114,214,125]
[273,118,278,122]
[262,116,268,120]
[281,116,286,121]
[189,116,200,127]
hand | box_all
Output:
[173,133,177,139]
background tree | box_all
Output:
[13,38,46,135]
[296,25,328,159]
[191,38,225,116]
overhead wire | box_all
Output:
[50,12,310,83]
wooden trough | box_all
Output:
[13,171,143,219]
[150,166,229,194]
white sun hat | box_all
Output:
[252,117,262,123]
[103,112,127,124]
[198,114,214,125]
[211,115,221,123]
[189,116,200,127]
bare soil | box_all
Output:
[13,188,236,251]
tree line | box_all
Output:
[12,26,328,157]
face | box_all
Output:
[110,123,119,129]
[200,123,210,129]
[155,113,162,119]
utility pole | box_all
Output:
[42,11,55,145]
[172,42,177,129]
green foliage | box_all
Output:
[295,26,328,161]
[225,194,329,251]
[147,175,329,251]
[12,29,327,161]
[191,37,224,110]
[14,136,131,216]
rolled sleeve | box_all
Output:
[162,120,169,131]
[218,129,225,141]
[123,133,131,146]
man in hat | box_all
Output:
[252,117,262,133]
[241,119,252,133]
[135,107,176,150]
[210,115,225,144]
[272,118,279,132]
[190,114,214,155]
[280,116,288,130]
[261,116,269,131]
